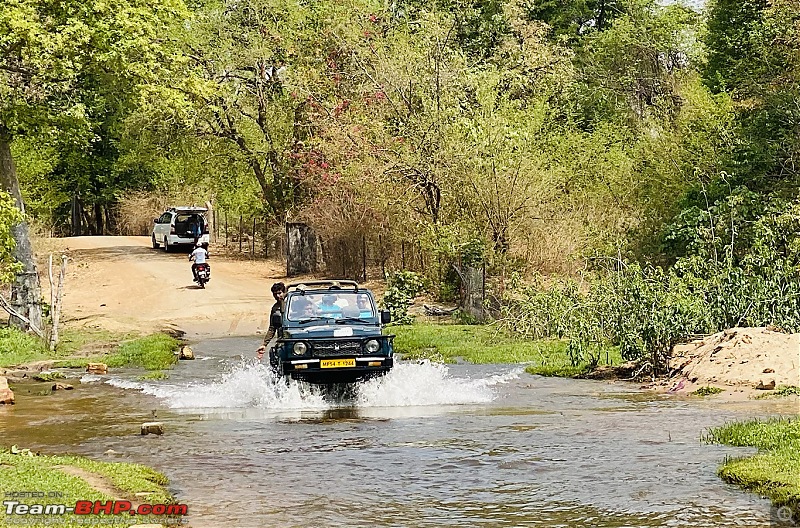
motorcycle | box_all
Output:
[193,263,211,288]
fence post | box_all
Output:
[224,212,228,247]
[251,217,256,258]
[482,262,486,321]
[264,222,269,259]
[362,235,367,282]
[239,215,243,253]
[379,235,385,278]
[285,222,289,276]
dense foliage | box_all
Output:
[3,0,798,371]
[0,191,22,283]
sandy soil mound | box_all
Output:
[669,327,799,391]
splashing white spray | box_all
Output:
[105,360,521,410]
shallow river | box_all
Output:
[1,337,797,527]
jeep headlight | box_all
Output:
[292,342,308,356]
[365,339,380,353]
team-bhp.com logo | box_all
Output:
[5,500,188,517]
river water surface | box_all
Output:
[1,337,797,527]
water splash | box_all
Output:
[106,362,329,410]
[356,361,519,407]
[105,360,520,410]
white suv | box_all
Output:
[151,207,210,252]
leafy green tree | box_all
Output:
[158,0,337,224]
[0,191,23,284]
[525,0,631,39]
[704,0,799,187]
[0,0,188,330]
[704,0,768,94]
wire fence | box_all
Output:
[210,211,286,260]
[210,211,434,281]
[210,212,486,319]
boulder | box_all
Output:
[86,363,108,374]
[141,422,164,435]
[756,379,776,390]
[179,346,194,360]
[52,383,74,391]
[0,377,14,405]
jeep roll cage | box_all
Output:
[287,280,361,293]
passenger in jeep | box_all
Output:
[317,294,342,318]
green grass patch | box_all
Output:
[54,334,179,371]
[0,328,50,367]
[692,386,725,396]
[755,386,800,399]
[56,328,135,357]
[0,448,174,527]
[391,323,620,376]
[137,370,169,381]
[105,334,178,370]
[706,418,800,509]
[0,327,136,368]
[525,364,593,377]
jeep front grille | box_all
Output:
[311,340,362,356]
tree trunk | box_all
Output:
[104,204,114,235]
[0,132,43,332]
[71,193,83,236]
[94,202,104,235]
[49,254,67,351]
[80,205,94,235]
[597,0,608,31]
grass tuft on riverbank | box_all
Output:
[706,418,800,509]
[0,328,50,367]
[692,386,724,396]
[54,334,179,371]
[0,448,174,527]
[0,327,140,369]
[391,323,620,376]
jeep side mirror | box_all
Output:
[380,310,391,325]
[271,311,282,329]
[153,218,158,223]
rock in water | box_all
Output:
[0,377,14,405]
[86,363,108,374]
[141,422,164,435]
[52,383,74,391]
[179,346,194,360]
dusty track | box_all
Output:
[37,236,290,339]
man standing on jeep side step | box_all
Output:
[256,282,287,360]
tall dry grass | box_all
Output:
[116,192,210,236]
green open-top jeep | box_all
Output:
[269,280,394,384]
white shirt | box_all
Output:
[190,248,208,264]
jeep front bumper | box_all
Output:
[280,356,393,384]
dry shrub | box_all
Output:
[295,186,385,279]
[116,191,210,236]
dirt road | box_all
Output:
[39,236,288,339]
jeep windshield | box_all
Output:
[286,292,376,322]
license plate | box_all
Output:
[320,358,355,369]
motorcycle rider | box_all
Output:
[188,241,209,282]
